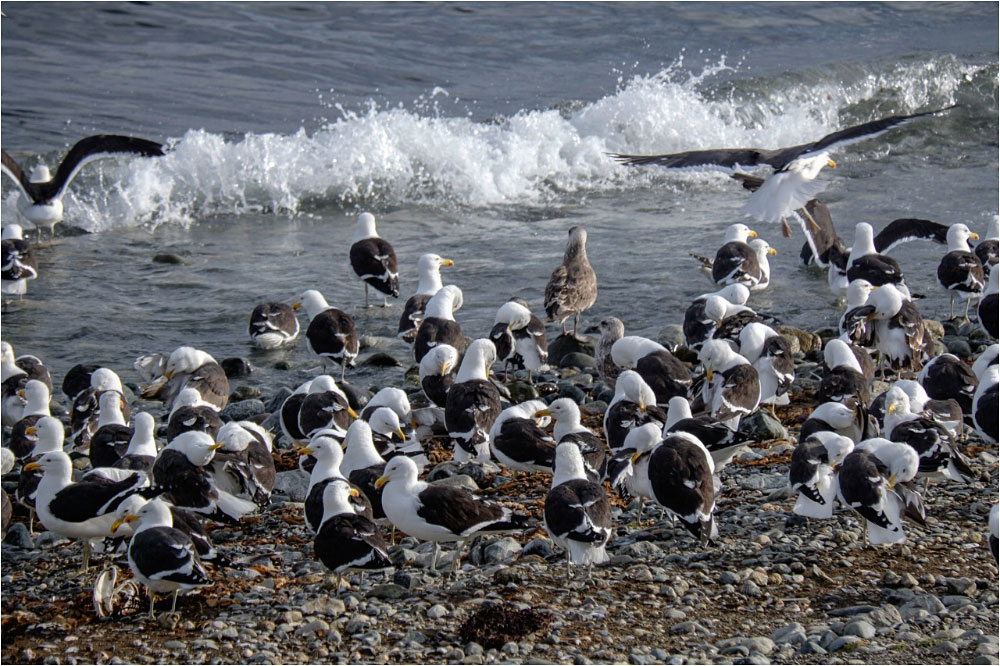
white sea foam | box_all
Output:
[1,54,986,233]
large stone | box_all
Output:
[3,523,33,549]
[922,319,945,340]
[220,357,253,378]
[738,410,788,442]
[359,352,403,368]
[776,326,822,354]
[220,399,266,422]
[479,537,523,564]
[560,352,596,370]
[657,324,685,350]
[547,334,596,368]
[273,470,310,501]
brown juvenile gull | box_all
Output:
[544,226,597,341]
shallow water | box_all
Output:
[1,2,997,394]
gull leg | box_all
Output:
[81,540,92,573]
[431,542,440,573]
[382,295,389,308]
[364,284,371,309]
[170,589,180,613]
[949,293,956,320]
[963,295,972,322]
[799,208,822,235]
[148,591,157,620]
[780,218,792,239]
[340,361,347,383]
[450,539,467,576]
[565,552,572,578]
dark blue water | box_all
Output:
[1,2,997,394]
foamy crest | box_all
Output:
[1,53,989,233]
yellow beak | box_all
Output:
[748,230,758,239]
[347,406,359,419]
[705,367,713,381]
[887,403,896,415]
[209,442,223,451]
[292,302,301,311]
[887,474,896,489]
[297,447,313,456]
[631,452,642,463]
[25,426,36,436]
[534,409,552,418]
[164,370,174,380]
[349,488,360,498]
[374,475,389,489]
[970,232,980,240]
[110,517,125,534]
[395,428,406,440]
[767,248,777,256]
[827,159,837,168]
[23,461,39,472]
[441,258,455,267]
[439,362,450,375]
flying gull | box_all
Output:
[611,106,956,237]
[1,134,165,239]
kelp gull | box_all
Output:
[544,226,597,340]
[414,285,465,364]
[419,343,459,408]
[1,224,38,301]
[211,420,275,509]
[297,290,359,381]
[664,396,749,469]
[151,431,257,523]
[248,301,300,349]
[980,270,998,339]
[611,336,691,406]
[544,441,613,575]
[937,223,985,320]
[398,254,454,341]
[165,388,222,442]
[738,323,793,409]
[489,400,556,475]
[1,134,165,239]
[972,365,998,445]
[340,419,389,520]
[24,450,146,570]
[611,106,955,237]
[375,456,526,573]
[836,439,922,545]
[490,299,549,382]
[883,387,973,484]
[299,434,373,533]
[603,370,666,451]
[918,353,978,414]
[975,216,999,276]
[789,431,855,520]
[114,498,211,620]
[314,479,391,589]
[445,339,502,463]
[648,433,718,546]
[113,412,158,472]
[8,379,51,458]
[846,223,910,298]
[698,339,760,430]
[88,390,133,468]
[537,398,608,483]
[818,339,871,406]
[586,316,625,388]
[682,284,754,352]
[349,212,399,308]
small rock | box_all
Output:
[482,537,522,564]
[547,334,596,368]
[427,604,448,620]
[739,410,788,441]
[556,383,587,404]
[522,537,555,559]
[367,583,407,600]
[843,620,876,639]
[220,357,253,378]
[230,385,262,401]
[507,381,540,403]
[829,636,864,652]
[657,324,685,350]
[4,523,33,549]
[272,470,310,501]
[922,319,945,340]
[431,474,480,491]
[359,352,402,368]
[776,326,821,353]
[560,352,596,369]
[220,399,266,421]
[152,253,187,264]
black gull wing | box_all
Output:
[39,135,165,202]
[873,218,950,254]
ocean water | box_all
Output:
[1,2,997,395]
